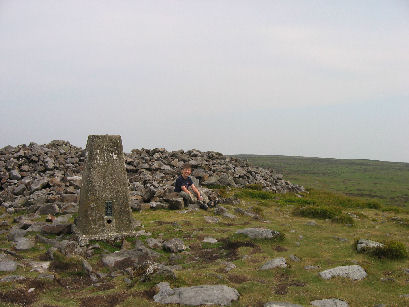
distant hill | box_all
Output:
[235,155,409,207]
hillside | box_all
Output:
[0,143,408,306]
[236,155,409,208]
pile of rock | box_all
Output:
[0,140,304,212]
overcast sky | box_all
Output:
[1,1,408,162]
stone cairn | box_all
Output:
[0,140,305,214]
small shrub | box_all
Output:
[331,214,354,225]
[370,241,408,259]
[50,251,85,274]
[363,201,382,209]
[293,206,339,219]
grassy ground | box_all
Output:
[236,155,409,207]
[1,188,408,306]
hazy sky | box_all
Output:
[1,1,408,162]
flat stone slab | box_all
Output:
[356,239,383,252]
[154,282,239,306]
[14,238,35,250]
[319,265,367,280]
[0,260,17,272]
[236,228,281,239]
[260,257,287,270]
[0,275,26,283]
[203,237,218,243]
[311,298,349,307]
[264,302,304,307]
[102,246,160,269]
[28,261,51,273]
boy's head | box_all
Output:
[181,163,192,178]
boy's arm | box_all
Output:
[191,184,202,200]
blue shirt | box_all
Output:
[174,175,193,192]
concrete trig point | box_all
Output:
[75,135,134,244]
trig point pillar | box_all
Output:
[75,135,134,243]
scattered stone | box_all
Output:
[162,238,187,253]
[260,257,287,270]
[306,221,318,226]
[204,216,219,223]
[141,263,176,281]
[264,302,304,307]
[356,239,384,252]
[319,265,367,281]
[203,237,218,244]
[7,228,27,241]
[400,294,409,298]
[223,262,236,272]
[135,230,152,237]
[289,255,301,262]
[37,204,60,215]
[41,223,72,235]
[28,261,50,273]
[153,282,240,306]
[101,246,160,269]
[305,265,320,270]
[146,238,164,249]
[0,260,17,272]
[14,238,35,250]
[310,298,349,307]
[236,228,281,240]
[0,275,26,283]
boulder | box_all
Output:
[14,238,35,250]
[236,228,281,240]
[260,257,287,270]
[162,238,187,253]
[310,298,349,307]
[101,246,160,269]
[0,260,17,272]
[153,282,240,306]
[319,265,367,281]
[37,204,60,215]
[0,275,26,283]
[356,239,384,252]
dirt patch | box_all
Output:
[221,239,261,260]
[56,275,93,290]
[0,288,37,305]
[227,274,250,284]
[134,287,157,300]
[274,245,288,252]
[274,280,305,295]
[80,291,129,307]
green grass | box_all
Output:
[1,187,408,306]
[236,154,409,207]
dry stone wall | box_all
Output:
[0,140,304,212]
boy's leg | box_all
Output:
[179,191,194,205]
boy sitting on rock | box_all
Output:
[174,163,211,210]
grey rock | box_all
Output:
[13,184,27,195]
[305,265,320,270]
[37,273,55,280]
[7,228,27,241]
[141,263,176,281]
[306,220,318,226]
[311,298,349,307]
[82,259,93,274]
[164,196,185,210]
[204,216,219,223]
[28,261,50,273]
[400,294,409,298]
[319,265,367,280]
[163,238,187,253]
[236,228,281,240]
[9,169,22,180]
[102,246,160,269]
[14,238,35,250]
[0,275,26,283]
[30,178,49,192]
[203,237,218,243]
[153,282,240,306]
[37,203,60,215]
[60,203,78,214]
[356,239,384,252]
[264,302,304,307]
[146,238,164,249]
[0,260,17,272]
[260,257,287,270]
[289,254,301,262]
